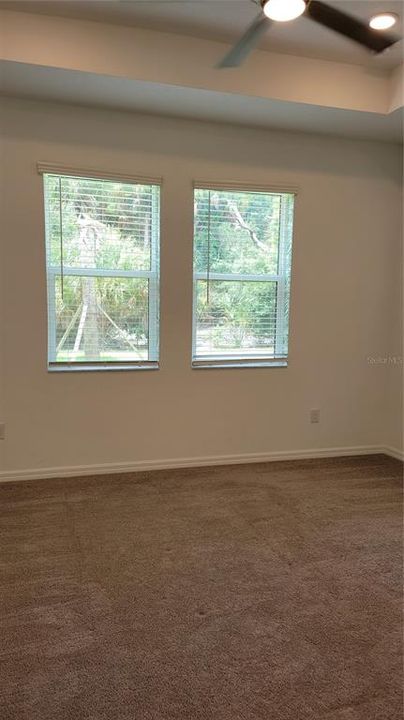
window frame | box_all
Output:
[40,164,161,372]
[191,182,297,369]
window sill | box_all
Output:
[48,362,159,373]
[192,359,288,370]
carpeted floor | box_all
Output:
[0,454,402,720]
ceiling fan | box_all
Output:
[218,0,399,67]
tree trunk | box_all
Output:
[78,222,100,360]
[82,275,100,359]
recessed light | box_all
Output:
[369,12,398,30]
[263,0,306,22]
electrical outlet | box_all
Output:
[0,423,5,440]
[310,409,320,424]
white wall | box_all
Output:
[0,97,402,477]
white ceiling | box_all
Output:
[1,0,403,68]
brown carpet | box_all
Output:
[0,454,402,720]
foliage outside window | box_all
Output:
[43,173,160,370]
[192,187,295,367]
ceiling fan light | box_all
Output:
[263,0,306,22]
[369,13,398,30]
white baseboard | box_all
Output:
[382,446,404,462]
[0,444,399,484]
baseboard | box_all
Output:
[0,444,397,484]
[382,446,404,462]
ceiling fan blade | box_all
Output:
[217,14,271,68]
[306,0,398,53]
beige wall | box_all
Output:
[0,97,402,476]
[381,154,403,452]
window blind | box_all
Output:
[192,187,295,366]
[43,173,160,369]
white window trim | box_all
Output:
[192,185,296,369]
[43,168,161,371]
[191,358,288,369]
[193,180,299,194]
[38,162,162,187]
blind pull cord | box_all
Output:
[206,190,211,305]
[59,176,64,300]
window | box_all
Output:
[42,170,160,370]
[192,185,295,367]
